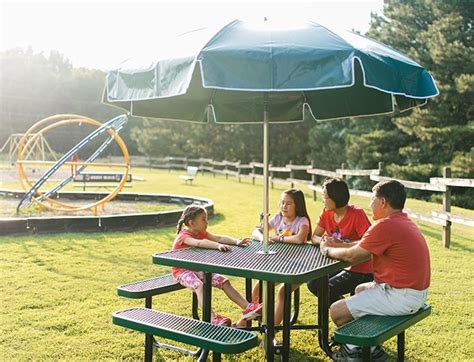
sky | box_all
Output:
[1,0,383,70]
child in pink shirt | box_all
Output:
[172,205,262,326]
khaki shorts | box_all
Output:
[346,281,428,319]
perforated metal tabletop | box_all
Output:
[152,241,347,284]
[152,241,347,361]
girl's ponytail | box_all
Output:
[176,205,207,234]
[177,219,185,234]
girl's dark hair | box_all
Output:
[282,188,312,241]
[177,205,206,234]
[322,178,350,208]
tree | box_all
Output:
[344,0,474,207]
[0,48,140,155]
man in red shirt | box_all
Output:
[320,179,430,325]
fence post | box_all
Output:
[237,160,241,183]
[252,160,256,185]
[311,160,317,201]
[340,162,346,180]
[442,166,452,248]
[289,160,294,188]
[270,162,274,189]
[378,161,384,175]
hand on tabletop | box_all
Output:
[321,235,343,247]
[236,237,251,246]
[319,239,329,256]
[269,235,280,243]
[217,243,231,252]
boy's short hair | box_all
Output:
[322,178,350,208]
[372,180,406,210]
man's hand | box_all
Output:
[236,237,251,246]
[321,235,343,247]
[320,239,329,256]
[217,243,231,251]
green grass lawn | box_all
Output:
[1,168,473,361]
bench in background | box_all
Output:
[73,171,132,190]
[179,166,199,185]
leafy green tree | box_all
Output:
[0,48,140,155]
[344,0,474,207]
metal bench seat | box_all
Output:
[334,304,431,361]
[113,308,258,356]
[117,274,200,359]
[117,274,184,299]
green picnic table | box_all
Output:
[152,240,347,361]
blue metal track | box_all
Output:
[17,114,128,212]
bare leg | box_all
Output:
[222,281,249,309]
[354,281,373,294]
[251,281,261,303]
[194,284,217,318]
[329,299,353,326]
[274,283,300,326]
[330,281,374,326]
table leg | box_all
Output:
[281,283,292,361]
[263,280,275,362]
[316,275,333,357]
[203,272,212,322]
[197,272,212,362]
[144,296,153,361]
[245,278,252,301]
[246,278,253,328]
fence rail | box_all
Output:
[135,156,473,248]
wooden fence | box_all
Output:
[144,156,473,248]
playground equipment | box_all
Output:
[0,133,57,163]
[16,114,130,214]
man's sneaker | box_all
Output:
[333,345,388,362]
[241,302,263,320]
[333,344,363,362]
[212,314,231,326]
[371,346,388,361]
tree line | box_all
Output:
[0,0,472,208]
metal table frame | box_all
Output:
[153,241,347,361]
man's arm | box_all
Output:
[320,240,371,265]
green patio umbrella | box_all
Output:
[104,19,438,253]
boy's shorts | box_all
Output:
[346,281,428,319]
[175,270,228,290]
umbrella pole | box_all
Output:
[263,103,270,254]
[261,94,276,361]
[258,96,275,256]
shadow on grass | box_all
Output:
[448,238,473,253]
[14,214,227,284]
[208,212,225,226]
[419,222,473,253]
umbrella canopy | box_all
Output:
[104,19,438,124]
[103,18,438,252]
